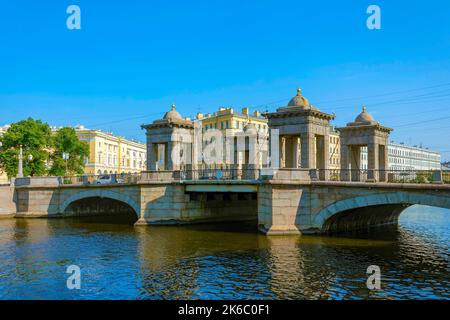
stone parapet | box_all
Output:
[140,170,181,182]
[14,177,61,188]
[263,168,312,181]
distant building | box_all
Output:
[196,107,269,166]
[329,128,340,170]
[360,142,441,171]
[197,107,268,133]
[74,125,146,175]
[441,162,450,171]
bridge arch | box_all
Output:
[313,191,450,232]
[60,189,140,218]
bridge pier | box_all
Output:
[257,184,303,235]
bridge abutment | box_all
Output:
[258,183,308,235]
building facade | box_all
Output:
[197,107,268,134]
[360,142,441,171]
[329,128,341,170]
[196,107,269,167]
[74,125,146,175]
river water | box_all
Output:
[0,205,448,300]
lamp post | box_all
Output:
[17,145,23,178]
[62,152,70,176]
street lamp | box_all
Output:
[17,145,23,178]
[62,152,70,176]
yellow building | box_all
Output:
[197,107,268,133]
[196,107,269,166]
[74,125,146,175]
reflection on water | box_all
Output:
[0,205,448,300]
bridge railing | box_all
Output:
[317,169,447,184]
[57,169,449,185]
[181,168,261,181]
[60,173,141,186]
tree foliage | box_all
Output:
[49,127,89,176]
[0,118,52,177]
[0,118,90,177]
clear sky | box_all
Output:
[1,0,449,160]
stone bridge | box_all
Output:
[2,176,450,235]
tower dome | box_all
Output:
[163,104,182,121]
[354,106,376,125]
[287,88,318,110]
[288,88,310,108]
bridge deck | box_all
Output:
[183,180,259,193]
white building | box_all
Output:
[360,142,441,171]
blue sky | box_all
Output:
[1,1,449,160]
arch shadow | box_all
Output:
[313,191,450,233]
[60,189,140,218]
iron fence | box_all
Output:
[58,169,448,185]
[181,168,261,181]
[318,169,446,184]
[60,173,141,186]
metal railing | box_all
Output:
[318,169,447,184]
[60,173,140,186]
[181,168,261,181]
[57,169,449,185]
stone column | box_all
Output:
[340,144,350,181]
[279,136,286,169]
[367,142,379,181]
[323,133,330,181]
[301,133,315,169]
[292,136,299,169]
[163,142,170,171]
[378,144,388,182]
[284,137,294,168]
[315,135,327,180]
[169,141,179,171]
[147,143,157,171]
[350,146,361,181]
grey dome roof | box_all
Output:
[288,88,311,109]
[354,106,377,125]
[163,104,182,121]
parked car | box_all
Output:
[93,175,113,185]
[92,174,125,184]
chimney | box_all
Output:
[242,107,249,115]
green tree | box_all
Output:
[0,118,52,177]
[49,127,89,176]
